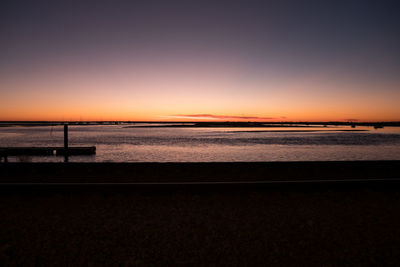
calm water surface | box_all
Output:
[1,125,400,162]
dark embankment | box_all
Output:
[1,183,400,265]
[0,161,399,185]
[1,161,400,265]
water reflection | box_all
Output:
[1,125,400,162]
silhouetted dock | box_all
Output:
[0,124,96,162]
[0,147,96,161]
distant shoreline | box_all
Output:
[1,121,399,128]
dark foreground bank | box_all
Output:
[1,161,399,184]
[1,161,400,265]
[1,188,400,266]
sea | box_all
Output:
[1,124,400,162]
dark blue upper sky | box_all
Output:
[2,0,399,75]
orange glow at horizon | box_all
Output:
[1,58,399,122]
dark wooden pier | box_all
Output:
[0,124,95,162]
[0,147,96,156]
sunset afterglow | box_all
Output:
[1,1,399,122]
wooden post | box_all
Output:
[64,124,69,162]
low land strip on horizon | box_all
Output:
[1,121,400,127]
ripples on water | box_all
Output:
[1,125,400,162]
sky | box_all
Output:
[1,0,399,121]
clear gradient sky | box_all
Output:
[1,0,399,121]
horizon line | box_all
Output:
[1,120,400,124]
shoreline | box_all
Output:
[1,121,400,128]
[1,160,399,185]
